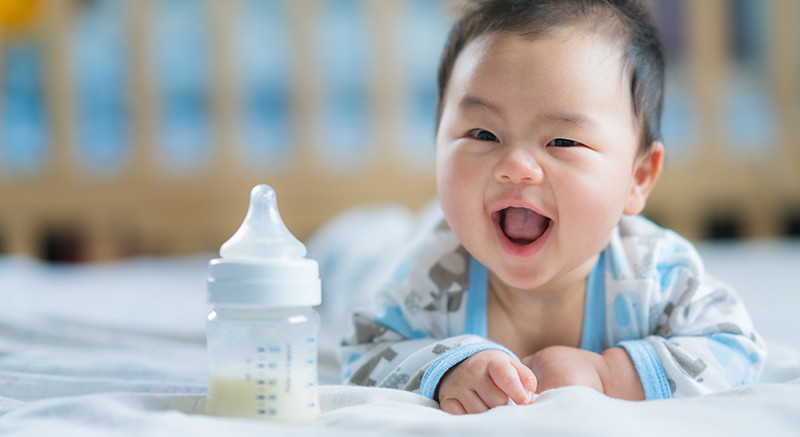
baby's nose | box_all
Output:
[495,148,543,184]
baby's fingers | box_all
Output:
[487,359,534,406]
[511,359,538,395]
[439,397,467,415]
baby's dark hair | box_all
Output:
[436,0,665,154]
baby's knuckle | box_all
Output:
[488,360,515,379]
[498,373,518,389]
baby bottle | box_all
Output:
[205,185,321,424]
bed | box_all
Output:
[1,203,799,436]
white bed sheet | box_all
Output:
[0,205,799,436]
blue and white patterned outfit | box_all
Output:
[339,213,767,400]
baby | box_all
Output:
[339,0,766,414]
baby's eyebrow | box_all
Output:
[458,95,502,115]
[544,112,599,130]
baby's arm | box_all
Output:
[341,306,530,403]
[616,272,766,398]
[603,224,766,399]
[522,346,645,400]
[437,350,536,414]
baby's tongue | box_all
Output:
[503,207,548,242]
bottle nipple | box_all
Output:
[220,185,307,260]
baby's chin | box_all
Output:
[489,265,552,294]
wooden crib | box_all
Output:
[0,0,797,262]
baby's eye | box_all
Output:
[547,138,579,148]
[470,129,499,142]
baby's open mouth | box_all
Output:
[498,207,551,246]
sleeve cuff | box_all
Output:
[419,342,517,400]
[618,339,672,400]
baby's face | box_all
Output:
[436,30,643,290]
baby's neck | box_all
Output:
[486,254,598,358]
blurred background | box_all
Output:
[0,0,797,263]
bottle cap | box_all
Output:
[207,185,321,307]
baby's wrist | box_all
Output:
[434,356,466,402]
[599,347,645,400]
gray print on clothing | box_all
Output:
[664,341,707,379]
[406,370,425,392]
[447,289,467,312]
[352,312,388,344]
[663,302,674,317]
[703,323,743,336]
[674,277,700,317]
[432,343,451,355]
[380,372,410,389]
[428,246,469,312]
[708,288,735,315]
[656,296,686,337]
[655,314,672,337]
[404,292,422,314]
[350,347,398,386]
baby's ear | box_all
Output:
[623,141,664,216]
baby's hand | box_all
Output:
[521,346,604,394]
[437,350,537,415]
[521,346,644,400]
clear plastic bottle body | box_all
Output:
[206,305,321,424]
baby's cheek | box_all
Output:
[441,177,480,224]
[568,188,626,239]
[437,169,468,209]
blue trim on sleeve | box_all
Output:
[580,251,606,354]
[419,341,517,399]
[618,339,672,400]
[464,256,488,337]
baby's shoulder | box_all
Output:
[610,215,704,282]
